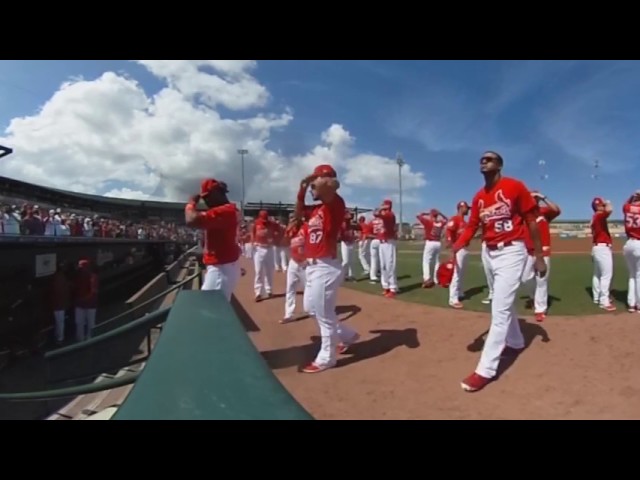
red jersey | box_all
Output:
[454,177,538,250]
[299,194,345,259]
[339,221,356,244]
[253,220,275,246]
[445,215,467,245]
[74,270,98,309]
[187,203,240,265]
[370,218,384,240]
[359,222,372,241]
[591,210,612,244]
[273,223,286,247]
[374,210,396,241]
[524,206,560,256]
[623,202,640,240]
[418,215,445,241]
[287,225,306,263]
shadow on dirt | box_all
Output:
[465,319,550,378]
[261,328,420,371]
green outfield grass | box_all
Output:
[342,249,632,316]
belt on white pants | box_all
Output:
[593,243,611,247]
[485,240,523,251]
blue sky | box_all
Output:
[0,60,638,221]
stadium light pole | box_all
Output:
[237,148,248,217]
[396,152,405,239]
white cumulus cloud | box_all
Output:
[0,60,426,210]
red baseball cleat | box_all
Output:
[461,372,492,392]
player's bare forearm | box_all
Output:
[527,221,543,257]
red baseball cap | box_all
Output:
[312,164,337,178]
[201,178,220,195]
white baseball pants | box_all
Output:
[284,259,306,319]
[481,242,495,300]
[75,307,97,342]
[54,310,65,342]
[341,242,354,278]
[379,240,398,292]
[592,244,613,307]
[274,246,288,271]
[449,248,468,304]
[202,260,241,302]
[422,240,441,283]
[475,241,527,379]
[369,239,381,281]
[623,239,640,308]
[305,258,358,368]
[358,239,370,274]
[253,245,274,297]
[521,255,551,314]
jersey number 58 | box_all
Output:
[494,219,514,232]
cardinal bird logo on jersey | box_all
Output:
[478,190,512,223]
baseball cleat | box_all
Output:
[481,297,492,304]
[461,372,492,392]
[254,295,261,302]
[534,312,546,322]
[280,317,294,324]
[600,304,616,312]
[300,362,332,373]
[384,290,397,299]
[337,333,361,354]
[449,302,463,309]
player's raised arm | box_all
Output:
[452,198,480,253]
[518,184,546,277]
[185,179,236,230]
[295,175,317,222]
[533,192,561,221]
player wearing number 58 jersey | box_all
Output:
[590,197,615,311]
[622,191,640,313]
[295,164,360,374]
[452,151,546,392]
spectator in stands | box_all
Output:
[74,259,99,342]
[1,204,21,235]
[21,205,45,235]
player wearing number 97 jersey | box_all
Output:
[622,191,640,312]
[452,151,544,392]
[295,164,360,374]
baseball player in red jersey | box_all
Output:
[273,219,289,272]
[623,190,640,312]
[417,209,447,288]
[294,164,360,373]
[252,210,277,301]
[339,212,357,281]
[356,216,372,276]
[374,199,399,298]
[282,218,307,323]
[445,201,469,308]
[520,191,561,321]
[590,197,615,311]
[369,215,383,283]
[185,179,242,302]
[452,151,546,392]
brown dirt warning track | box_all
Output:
[233,248,640,420]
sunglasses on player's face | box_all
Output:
[480,156,498,163]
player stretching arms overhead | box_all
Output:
[452,151,546,392]
[590,197,615,311]
[294,164,360,373]
[445,201,469,309]
[416,209,447,288]
[622,190,640,313]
